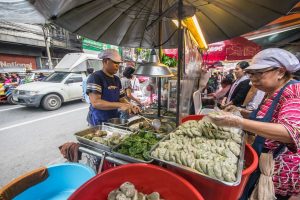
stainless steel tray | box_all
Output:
[128,118,176,134]
[75,125,133,153]
[112,150,153,163]
[149,132,246,186]
[127,118,146,130]
[112,131,163,164]
[103,116,145,130]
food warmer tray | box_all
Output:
[149,133,246,186]
[75,125,132,153]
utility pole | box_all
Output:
[42,24,53,69]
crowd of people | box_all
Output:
[203,61,267,115]
[0,73,21,86]
[0,73,22,101]
[0,72,46,85]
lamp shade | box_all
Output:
[134,51,174,77]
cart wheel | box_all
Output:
[42,94,62,111]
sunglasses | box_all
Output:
[109,59,121,65]
[245,67,278,77]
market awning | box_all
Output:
[0,0,46,24]
[203,37,261,65]
[243,2,300,53]
[30,0,299,48]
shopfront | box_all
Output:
[0,53,37,71]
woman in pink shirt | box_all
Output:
[208,48,300,200]
[4,73,11,85]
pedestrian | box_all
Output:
[37,73,46,81]
[4,73,11,85]
[82,68,94,104]
[0,73,5,83]
[86,49,140,126]
[221,61,251,108]
[208,48,300,200]
[9,73,20,87]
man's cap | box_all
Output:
[98,49,122,63]
[246,48,300,73]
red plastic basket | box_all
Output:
[178,115,259,200]
[69,163,204,200]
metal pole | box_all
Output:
[176,0,183,126]
[158,0,163,117]
[42,24,53,69]
[46,36,53,69]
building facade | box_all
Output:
[0,21,82,70]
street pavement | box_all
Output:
[0,101,89,187]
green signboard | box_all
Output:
[82,38,122,56]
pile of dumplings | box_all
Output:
[151,118,243,182]
[108,182,163,200]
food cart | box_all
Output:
[73,113,258,200]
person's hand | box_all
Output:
[224,105,253,119]
[220,103,226,109]
[119,103,132,112]
[130,105,141,114]
[224,105,240,112]
[207,111,243,128]
[137,100,143,106]
[240,109,252,119]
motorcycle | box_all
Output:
[0,83,16,104]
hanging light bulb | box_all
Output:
[134,49,173,77]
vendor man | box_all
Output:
[86,49,140,126]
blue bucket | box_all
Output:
[14,163,95,200]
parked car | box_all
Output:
[13,53,103,110]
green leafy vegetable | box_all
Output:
[116,131,160,161]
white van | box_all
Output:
[13,53,103,110]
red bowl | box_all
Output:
[69,163,204,200]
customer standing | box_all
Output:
[222,61,251,108]
[86,49,140,126]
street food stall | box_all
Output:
[21,0,299,199]
[72,114,258,200]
